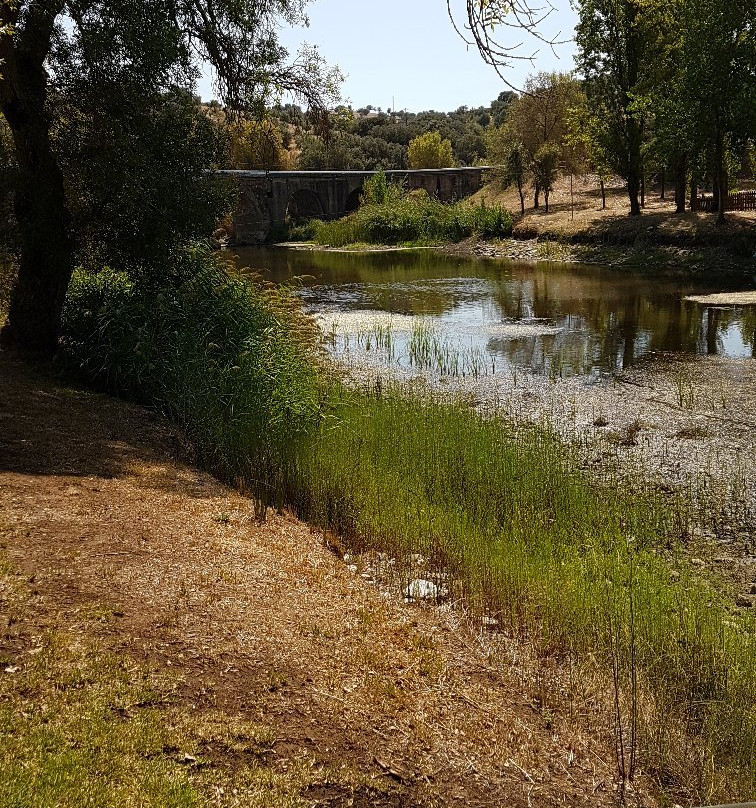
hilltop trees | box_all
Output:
[0,0,339,355]
[407,131,455,169]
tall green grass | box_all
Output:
[60,247,322,508]
[60,255,755,801]
[293,192,513,247]
[281,385,755,800]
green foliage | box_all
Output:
[306,193,513,247]
[60,248,322,504]
[48,15,233,277]
[575,0,645,212]
[297,130,407,171]
[359,170,404,206]
[533,143,562,210]
[407,131,455,169]
[637,0,755,214]
[486,72,584,208]
[0,633,202,808]
[224,117,293,170]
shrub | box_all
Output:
[309,193,513,247]
[60,247,322,506]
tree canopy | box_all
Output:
[0,0,340,354]
[407,131,456,169]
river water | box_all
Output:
[231,247,756,381]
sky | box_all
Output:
[197,0,579,113]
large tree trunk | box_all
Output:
[0,1,71,357]
[1,128,73,355]
[627,173,642,216]
[533,183,541,210]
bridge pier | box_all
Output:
[217,168,490,245]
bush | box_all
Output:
[309,193,513,247]
[60,247,322,506]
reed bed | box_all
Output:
[290,179,513,247]
[282,384,755,800]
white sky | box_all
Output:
[197,0,578,112]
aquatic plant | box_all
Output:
[281,384,755,801]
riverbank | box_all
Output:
[460,178,756,277]
[323,344,756,603]
[280,177,756,278]
[0,354,638,808]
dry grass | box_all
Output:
[0,354,638,807]
[471,175,756,268]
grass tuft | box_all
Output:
[59,247,323,509]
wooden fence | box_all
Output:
[697,190,756,212]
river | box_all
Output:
[230,247,756,381]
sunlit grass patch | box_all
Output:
[0,629,202,808]
[279,383,756,800]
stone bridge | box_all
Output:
[217,167,491,244]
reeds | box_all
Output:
[282,384,755,801]
[60,248,323,511]
[298,194,513,248]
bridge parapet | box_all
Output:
[217,167,492,244]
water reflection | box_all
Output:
[230,247,756,378]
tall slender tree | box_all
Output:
[575,0,645,215]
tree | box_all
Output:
[642,0,755,223]
[575,0,646,215]
[226,118,294,170]
[532,143,561,212]
[486,128,528,214]
[503,72,583,208]
[505,141,528,215]
[407,131,455,169]
[565,93,612,209]
[0,0,339,355]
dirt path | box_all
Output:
[0,355,636,807]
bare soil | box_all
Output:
[0,354,642,807]
[468,176,756,274]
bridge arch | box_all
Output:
[286,188,324,221]
[219,168,490,244]
[344,186,362,213]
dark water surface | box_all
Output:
[230,247,756,379]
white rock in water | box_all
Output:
[404,579,440,600]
